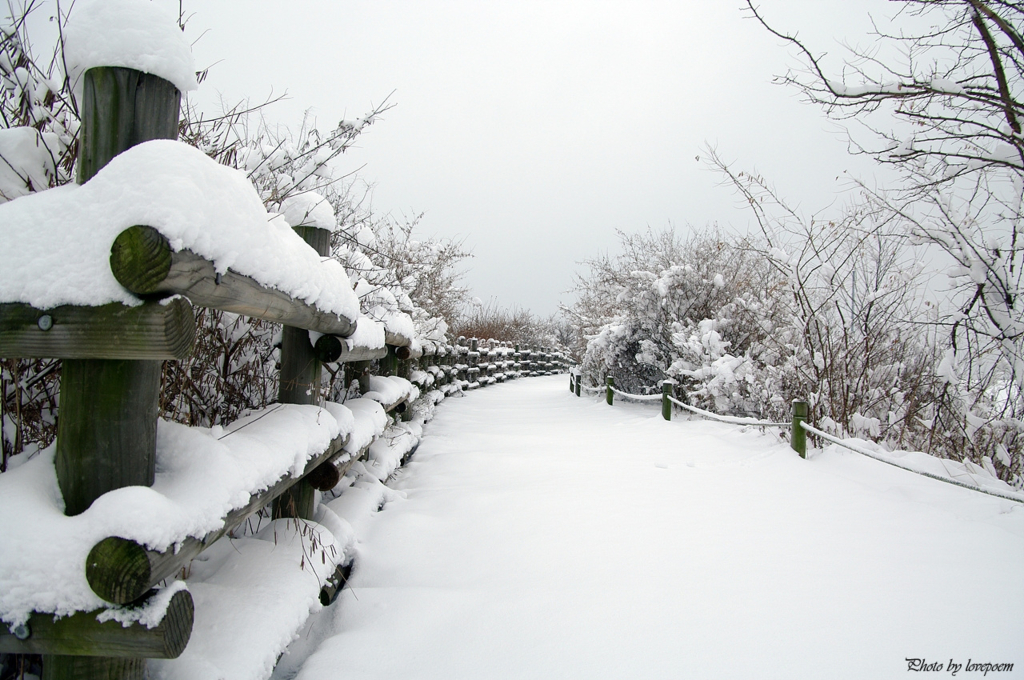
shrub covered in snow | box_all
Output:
[570,214,1022,487]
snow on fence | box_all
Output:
[570,372,1024,505]
[0,12,568,678]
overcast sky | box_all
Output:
[34,1,907,317]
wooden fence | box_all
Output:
[0,62,566,680]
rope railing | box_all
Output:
[568,372,1023,505]
[799,421,1024,504]
[609,386,662,401]
[667,396,789,428]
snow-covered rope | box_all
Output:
[800,421,1024,504]
[667,396,789,427]
[579,384,604,394]
[609,386,663,401]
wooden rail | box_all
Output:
[110,225,357,337]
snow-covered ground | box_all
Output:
[272,374,1023,680]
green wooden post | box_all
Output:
[56,67,181,516]
[661,380,674,421]
[48,66,181,680]
[575,373,581,397]
[77,68,180,182]
[273,225,331,521]
[606,376,614,405]
[791,400,808,459]
[379,345,399,377]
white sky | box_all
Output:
[30,0,906,317]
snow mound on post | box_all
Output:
[345,316,386,352]
[364,376,419,410]
[0,140,360,322]
[382,310,416,344]
[0,402,353,626]
[343,399,389,455]
[64,0,198,99]
[280,192,337,230]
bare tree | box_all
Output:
[745,0,1023,183]
[746,0,1023,470]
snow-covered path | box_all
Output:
[277,375,1024,680]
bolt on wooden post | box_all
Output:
[791,400,809,459]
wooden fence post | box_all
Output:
[791,400,808,459]
[272,225,331,521]
[48,66,182,680]
[661,380,674,421]
[606,376,614,405]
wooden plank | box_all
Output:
[0,589,193,659]
[0,298,195,361]
[791,401,809,458]
[278,325,320,406]
[109,225,357,337]
[318,561,353,607]
[86,432,350,605]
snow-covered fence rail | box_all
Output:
[449,338,568,391]
[572,373,1024,504]
[108,225,357,337]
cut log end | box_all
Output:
[305,461,342,492]
[86,537,153,606]
[314,334,344,363]
[110,226,173,296]
[160,589,195,659]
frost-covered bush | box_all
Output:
[0,8,76,202]
[570,210,1021,486]
[731,0,1024,485]
[450,299,564,350]
[572,227,774,396]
